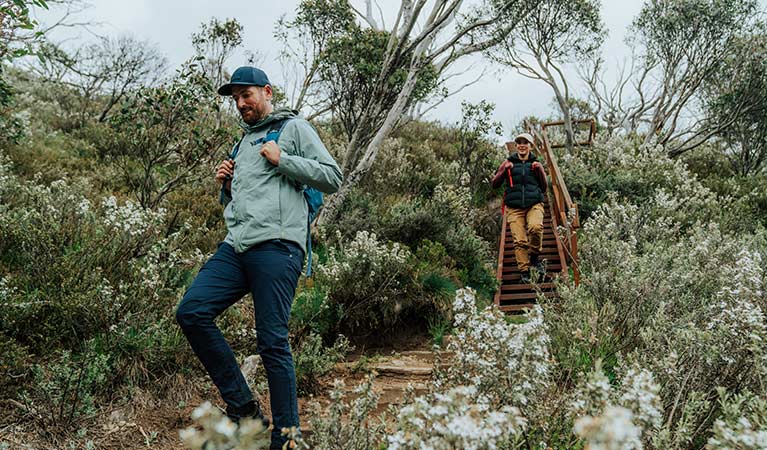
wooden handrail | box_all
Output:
[541,119,596,149]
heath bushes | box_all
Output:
[544,145,767,448]
[0,148,218,428]
[315,230,416,332]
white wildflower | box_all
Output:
[574,406,643,450]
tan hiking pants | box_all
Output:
[506,202,545,271]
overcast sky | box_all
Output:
[35,1,668,139]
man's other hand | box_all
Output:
[260,141,281,166]
[215,159,234,189]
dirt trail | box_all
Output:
[1,341,447,449]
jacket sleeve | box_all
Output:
[491,162,508,189]
[275,119,343,194]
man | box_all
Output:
[175,66,342,449]
[491,132,547,284]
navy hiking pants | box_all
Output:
[176,240,303,442]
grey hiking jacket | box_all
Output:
[222,108,342,254]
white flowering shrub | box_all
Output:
[574,406,643,450]
[706,389,767,450]
[101,195,166,236]
[179,402,271,450]
[0,157,212,430]
[439,289,551,412]
[571,361,613,419]
[317,230,415,330]
[389,385,527,450]
[557,134,744,228]
[570,362,662,448]
[545,141,767,448]
[304,375,386,449]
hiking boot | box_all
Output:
[519,270,531,284]
[529,253,545,276]
[226,400,271,429]
[271,427,302,450]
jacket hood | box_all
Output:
[508,152,538,163]
[240,107,298,133]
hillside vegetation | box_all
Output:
[1,0,767,449]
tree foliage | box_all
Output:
[703,31,767,175]
[320,26,440,152]
[31,35,167,126]
[486,0,605,151]
[191,17,244,90]
[1,0,48,145]
[583,0,760,157]
[275,0,355,115]
[0,0,49,60]
[455,100,502,200]
[103,65,230,209]
[317,0,544,226]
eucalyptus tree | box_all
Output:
[0,0,49,60]
[583,0,760,156]
[104,65,230,210]
[275,0,356,117]
[704,31,767,176]
[456,100,502,201]
[28,35,167,126]
[485,0,605,151]
[191,18,244,92]
[634,0,759,154]
[312,0,543,225]
[1,0,48,143]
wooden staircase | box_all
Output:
[494,119,595,313]
[495,199,563,313]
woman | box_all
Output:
[492,132,547,283]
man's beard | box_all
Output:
[240,107,263,124]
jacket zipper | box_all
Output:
[522,161,526,206]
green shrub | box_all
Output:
[0,148,208,401]
[290,284,341,341]
[380,184,497,299]
[547,193,767,447]
[293,332,351,395]
[316,230,417,332]
[19,342,111,430]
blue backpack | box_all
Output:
[222,118,323,277]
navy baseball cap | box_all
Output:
[217,66,270,96]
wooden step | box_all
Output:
[504,226,554,231]
[502,272,557,282]
[503,231,555,236]
[500,282,556,291]
[502,247,559,254]
[502,264,562,275]
[499,304,535,313]
[498,291,558,302]
[496,196,568,313]
[503,257,560,265]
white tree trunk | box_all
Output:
[319,65,422,226]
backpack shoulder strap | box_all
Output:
[263,117,293,144]
[229,132,247,160]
